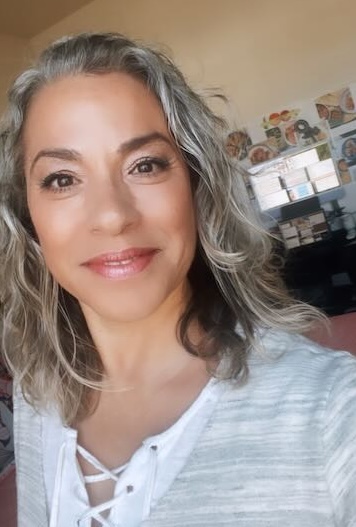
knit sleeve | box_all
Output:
[13,388,48,527]
[323,351,356,527]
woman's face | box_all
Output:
[23,72,197,323]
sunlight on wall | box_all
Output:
[29,0,356,125]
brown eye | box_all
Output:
[129,157,169,177]
[136,161,155,173]
[40,173,76,191]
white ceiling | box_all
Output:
[0,0,94,38]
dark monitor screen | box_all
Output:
[281,196,321,221]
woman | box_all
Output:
[0,33,355,527]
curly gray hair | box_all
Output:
[0,33,319,424]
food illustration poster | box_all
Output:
[331,129,356,183]
[293,119,328,148]
[247,138,280,165]
[225,128,252,160]
[261,108,300,152]
[315,87,356,129]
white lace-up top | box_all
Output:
[15,331,356,526]
[43,378,224,527]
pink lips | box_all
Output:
[82,248,158,279]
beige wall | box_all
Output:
[29,0,356,124]
[0,1,355,123]
[0,35,30,113]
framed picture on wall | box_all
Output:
[315,87,356,129]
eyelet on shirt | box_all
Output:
[45,378,224,527]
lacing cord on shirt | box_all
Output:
[49,440,159,527]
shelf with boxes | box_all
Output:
[246,140,340,212]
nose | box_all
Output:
[88,179,139,236]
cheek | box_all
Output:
[27,199,76,260]
[142,174,196,236]
[175,184,196,238]
[160,183,197,266]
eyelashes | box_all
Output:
[39,172,77,193]
[128,156,170,176]
[38,156,171,194]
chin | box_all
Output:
[91,304,164,324]
[78,284,184,325]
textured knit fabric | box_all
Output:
[14,330,356,526]
[42,377,223,526]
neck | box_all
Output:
[80,284,200,388]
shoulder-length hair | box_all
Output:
[0,33,319,424]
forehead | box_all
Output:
[23,72,168,149]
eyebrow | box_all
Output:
[119,132,172,154]
[30,148,80,174]
[29,132,173,174]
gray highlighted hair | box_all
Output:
[0,33,319,423]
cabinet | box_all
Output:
[281,230,356,315]
[247,141,340,213]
